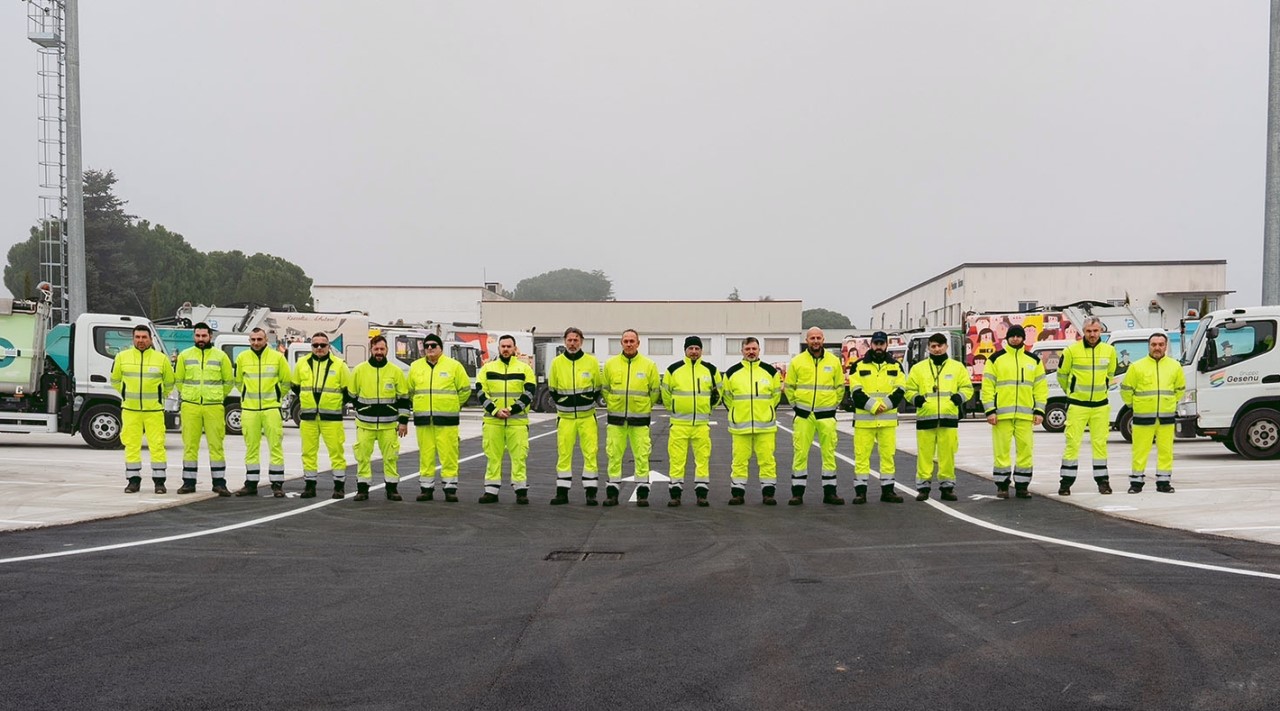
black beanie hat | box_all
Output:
[1006,325,1026,340]
[424,333,443,347]
[684,336,703,349]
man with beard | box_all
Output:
[784,327,846,505]
[174,322,234,496]
[982,325,1047,499]
[348,335,410,501]
[904,333,973,501]
[234,327,292,498]
[849,331,907,504]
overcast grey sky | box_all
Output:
[0,1,1270,323]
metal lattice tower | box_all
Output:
[25,0,84,324]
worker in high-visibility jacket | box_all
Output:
[785,327,847,505]
[601,329,661,506]
[292,332,351,499]
[476,334,537,504]
[548,327,602,506]
[721,337,781,505]
[1056,317,1118,496]
[234,328,292,498]
[174,322,233,496]
[981,325,1048,499]
[407,333,471,502]
[903,332,973,501]
[662,336,720,507]
[849,331,907,504]
[1120,332,1185,494]
[348,335,410,501]
[111,324,175,494]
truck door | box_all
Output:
[1196,318,1279,426]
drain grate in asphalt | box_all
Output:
[545,551,625,561]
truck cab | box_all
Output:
[1180,307,1280,458]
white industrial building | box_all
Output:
[482,300,803,371]
[871,260,1230,331]
[313,283,508,325]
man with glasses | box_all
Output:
[293,333,351,499]
[174,322,234,496]
[234,327,293,498]
[407,333,471,502]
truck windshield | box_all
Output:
[1181,317,1210,366]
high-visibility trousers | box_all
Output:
[122,409,167,481]
[606,424,651,491]
[355,425,400,483]
[242,408,285,483]
[915,427,958,489]
[180,402,225,484]
[854,424,898,484]
[556,416,599,491]
[1131,423,1175,484]
[731,431,776,491]
[483,421,529,494]
[991,418,1035,486]
[301,419,347,482]
[416,424,460,490]
[668,422,711,492]
[1061,404,1110,483]
[791,415,837,490]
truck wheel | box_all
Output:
[1213,437,1240,454]
[1233,409,1280,459]
[81,404,123,450]
[224,403,243,436]
[291,401,301,426]
[1043,402,1068,433]
[1117,408,1133,443]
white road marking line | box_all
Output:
[778,424,1280,582]
[0,519,45,525]
[0,430,559,566]
[1196,526,1280,533]
[0,481,123,488]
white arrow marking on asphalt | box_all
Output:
[969,494,999,501]
[626,471,671,502]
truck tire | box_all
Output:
[224,403,243,436]
[1232,408,1280,460]
[1117,408,1133,443]
[81,404,123,450]
[1042,402,1068,433]
[1213,437,1240,454]
[291,401,301,426]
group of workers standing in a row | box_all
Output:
[109,317,1185,504]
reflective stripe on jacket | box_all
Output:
[549,349,601,419]
[294,354,350,421]
[111,347,175,412]
[407,355,471,426]
[175,345,232,405]
[602,353,660,426]
[662,358,720,426]
[849,356,906,428]
[235,347,291,411]
[904,356,973,429]
[981,346,1048,421]
[1121,355,1185,425]
[348,358,410,428]
[477,356,536,425]
[1058,340,1117,406]
[785,350,845,419]
[722,359,780,434]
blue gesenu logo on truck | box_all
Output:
[1211,370,1260,387]
[0,337,18,368]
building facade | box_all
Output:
[313,284,508,325]
[871,260,1230,331]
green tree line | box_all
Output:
[4,170,313,317]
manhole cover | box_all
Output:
[545,551,625,561]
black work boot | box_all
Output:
[788,484,804,506]
[915,487,930,502]
[212,478,231,497]
[1058,476,1075,496]
[1014,483,1033,499]
[478,492,499,504]
[1096,478,1113,495]
[177,480,197,495]
[822,485,845,505]
[881,484,903,503]
[585,487,598,507]
[385,482,402,501]
[1127,482,1144,494]
[696,489,709,507]
[549,487,570,506]
[124,476,141,494]
[234,481,258,497]
[153,478,167,495]
[516,489,529,505]
[940,487,958,502]
[728,487,745,506]
[271,482,285,498]
[444,488,458,503]
[354,482,370,501]
[301,480,317,499]
[1156,481,1175,493]
[635,485,649,508]
[416,487,434,502]
[762,485,777,506]
[668,488,682,507]
[331,480,346,499]
[852,485,868,505]
[996,484,1010,499]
